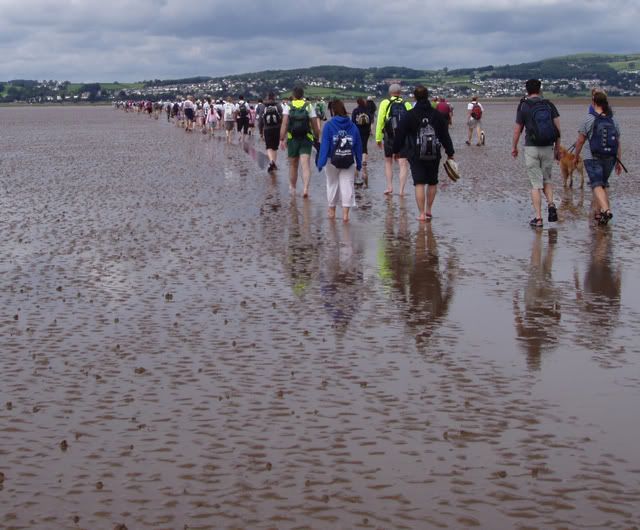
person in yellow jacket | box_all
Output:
[279,86,321,198]
[375,83,413,196]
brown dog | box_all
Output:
[558,145,585,189]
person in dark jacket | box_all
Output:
[392,85,455,221]
[351,97,372,186]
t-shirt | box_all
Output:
[578,112,621,160]
[223,102,236,121]
[282,100,317,118]
[516,96,560,147]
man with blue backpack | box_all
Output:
[512,79,562,228]
[375,83,413,196]
[573,90,623,225]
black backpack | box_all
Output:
[263,103,281,130]
[384,98,407,138]
[330,130,355,169]
[238,102,249,119]
[354,109,370,127]
[589,112,619,159]
[414,116,441,161]
[524,99,558,146]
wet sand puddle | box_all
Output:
[1,105,639,529]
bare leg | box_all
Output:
[398,158,409,196]
[300,154,311,198]
[415,184,426,220]
[289,157,299,193]
[384,157,393,194]
[592,186,610,213]
[343,207,350,222]
[531,188,543,220]
[543,182,554,207]
[426,184,437,216]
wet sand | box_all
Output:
[1,104,639,530]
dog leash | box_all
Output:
[616,158,629,174]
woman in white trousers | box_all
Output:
[316,99,363,222]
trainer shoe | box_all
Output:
[548,204,558,223]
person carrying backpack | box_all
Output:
[317,99,363,222]
[351,97,372,186]
[572,90,623,225]
[466,96,484,145]
[279,86,321,198]
[375,84,413,196]
[392,85,454,222]
[236,95,250,141]
[262,92,283,173]
[512,79,562,228]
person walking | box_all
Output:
[352,97,372,186]
[255,98,266,139]
[392,85,454,221]
[512,79,561,228]
[279,86,321,197]
[572,90,623,225]
[375,84,413,196]
[317,99,363,222]
[263,92,283,173]
[466,96,484,145]
[222,97,237,143]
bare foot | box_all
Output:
[328,207,336,219]
[383,189,393,195]
[417,214,427,221]
[303,189,309,198]
[289,186,296,194]
[343,215,349,222]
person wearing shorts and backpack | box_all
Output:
[279,86,320,198]
[572,90,623,225]
[375,83,413,196]
[512,79,562,228]
[466,96,484,145]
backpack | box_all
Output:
[330,130,355,169]
[263,103,281,129]
[384,98,408,138]
[589,112,619,159]
[354,110,370,127]
[172,102,179,114]
[238,102,249,119]
[288,102,310,139]
[524,99,558,147]
[470,102,482,120]
[436,101,451,116]
[414,116,441,161]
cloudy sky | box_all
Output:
[1,0,638,82]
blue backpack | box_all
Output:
[525,98,558,146]
[589,112,619,159]
[384,98,408,138]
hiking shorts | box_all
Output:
[409,159,440,186]
[524,146,554,189]
[224,120,235,131]
[384,138,408,159]
[468,117,481,129]
[585,158,616,189]
[264,129,279,151]
[287,137,313,158]
[237,117,249,134]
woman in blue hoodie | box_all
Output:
[317,99,363,222]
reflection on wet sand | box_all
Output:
[319,222,365,334]
[513,229,561,370]
[574,227,622,351]
[380,202,456,346]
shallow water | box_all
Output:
[1,104,639,530]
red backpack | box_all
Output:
[470,102,482,120]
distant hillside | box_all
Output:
[3,53,640,103]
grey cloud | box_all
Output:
[0,0,637,82]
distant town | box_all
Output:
[3,53,639,103]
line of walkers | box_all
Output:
[117,78,624,227]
